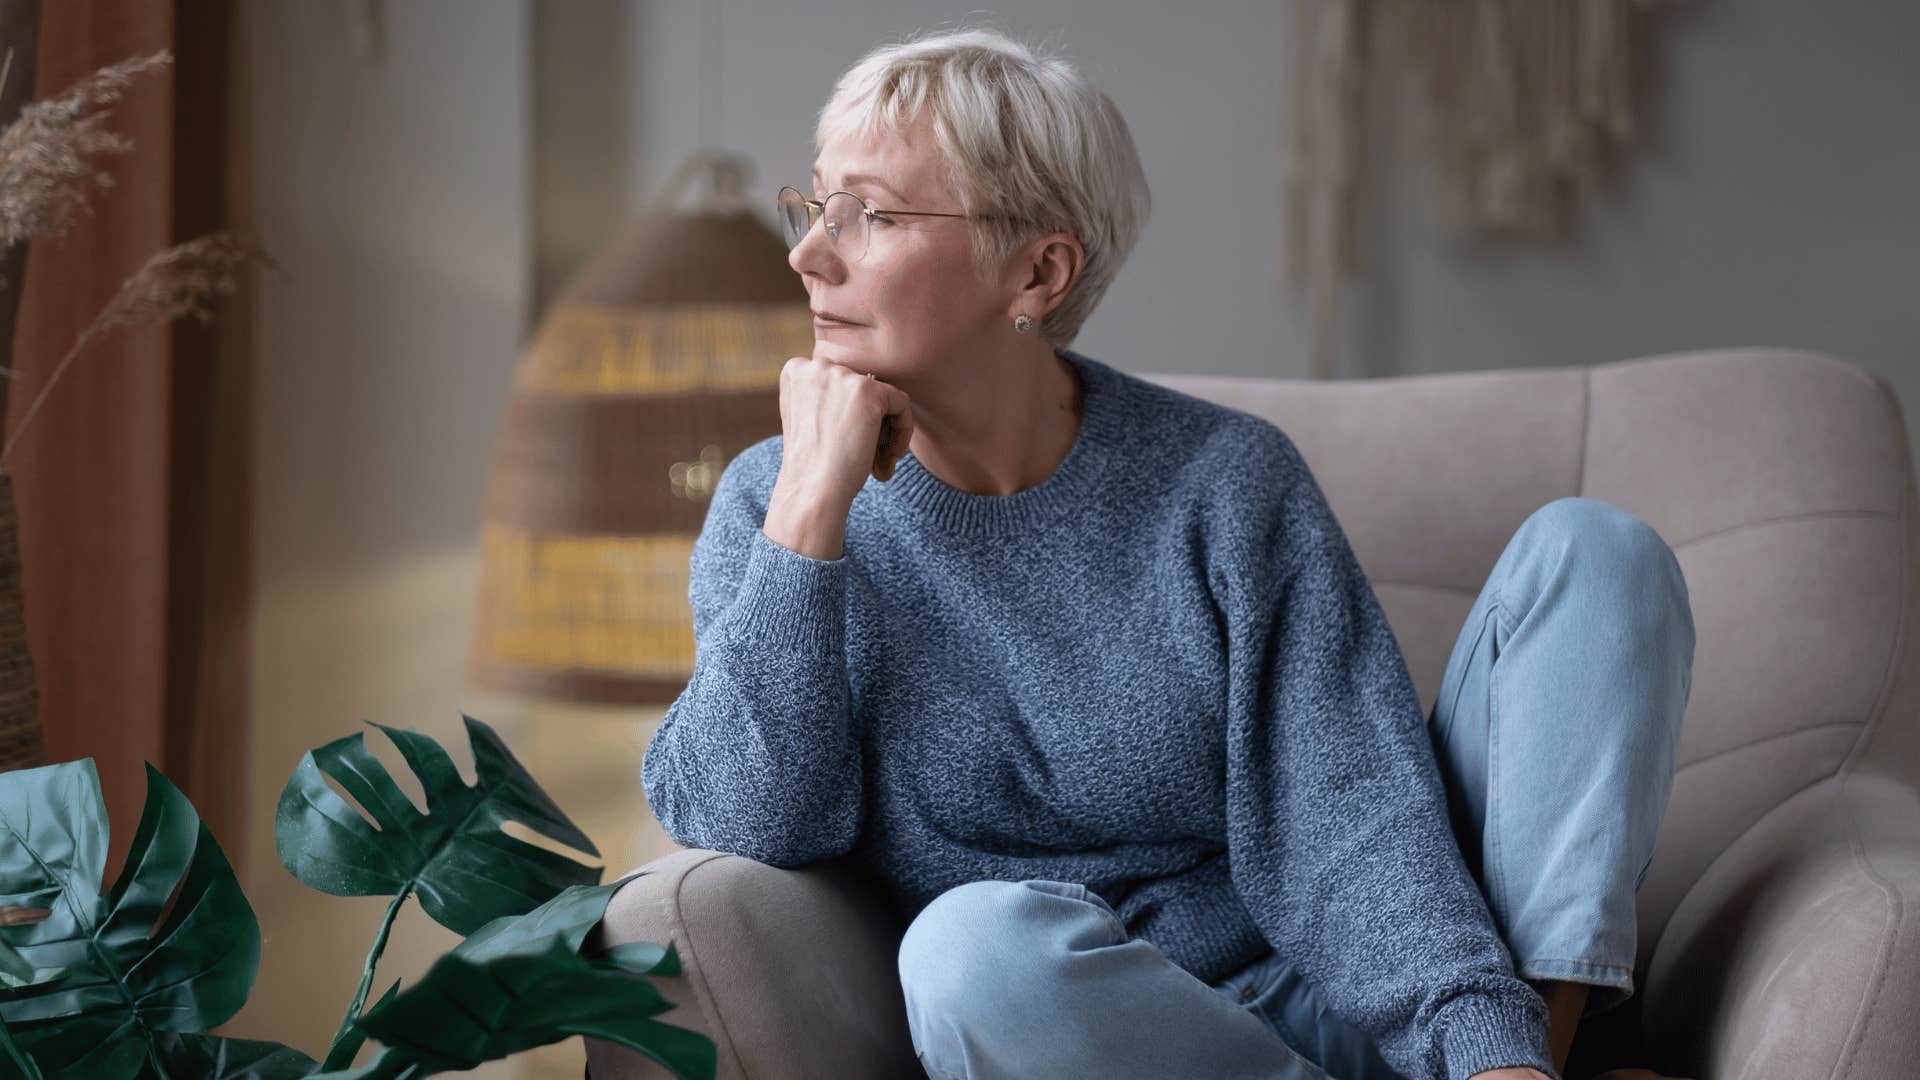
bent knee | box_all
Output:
[898,879,1114,1009]
[1523,497,1667,563]
[1524,499,1692,620]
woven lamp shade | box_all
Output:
[471,195,809,704]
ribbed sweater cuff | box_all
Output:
[1435,990,1558,1080]
[719,527,847,651]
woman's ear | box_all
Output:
[1015,231,1084,320]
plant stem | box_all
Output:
[0,325,92,469]
[327,883,413,1067]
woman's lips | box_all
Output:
[813,315,864,329]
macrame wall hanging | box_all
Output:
[1283,0,1674,379]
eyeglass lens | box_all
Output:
[777,187,868,262]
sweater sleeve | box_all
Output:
[639,439,864,867]
[1217,433,1557,1080]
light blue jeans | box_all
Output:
[897,497,1696,1080]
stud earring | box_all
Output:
[1013,314,1033,334]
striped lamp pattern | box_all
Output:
[472,209,810,704]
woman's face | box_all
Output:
[790,116,1013,379]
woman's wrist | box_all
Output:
[763,484,850,561]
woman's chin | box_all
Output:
[812,339,865,365]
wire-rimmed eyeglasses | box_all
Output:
[777,185,999,263]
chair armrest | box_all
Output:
[583,848,922,1080]
[1638,772,1920,1079]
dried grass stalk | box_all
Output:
[0,231,279,467]
[0,49,172,254]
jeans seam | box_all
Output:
[1237,958,1332,1075]
[1068,882,1130,941]
[1521,957,1634,976]
[917,1050,967,1080]
[1229,952,1288,1002]
[1438,608,1486,749]
[1484,589,1512,931]
[1518,957,1637,996]
[1260,1008,1312,1064]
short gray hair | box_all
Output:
[815,25,1150,348]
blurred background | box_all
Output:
[2,1,1917,1077]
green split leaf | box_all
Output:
[1,1015,46,1080]
[0,926,64,992]
[345,882,713,1080]
[0,761,306,1080]
[275,714,602,935]
[3,725,711,1078]
[145,1032,319,1079]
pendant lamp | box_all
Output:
[470,152,808,703]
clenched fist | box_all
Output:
[761,355,917,561]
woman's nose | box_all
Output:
[787,215,843,280]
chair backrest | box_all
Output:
[1144,347,1920,970]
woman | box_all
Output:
[641,25,1695,1080]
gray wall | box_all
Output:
[539,0,1310,373]
[541,0,1919,395]
[242,2,531,1074]
[1358,2,1920,385]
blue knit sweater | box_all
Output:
[642,347,1557,1080]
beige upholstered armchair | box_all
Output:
[587,349,1920,1079]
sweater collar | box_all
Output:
[878,346,1123,537]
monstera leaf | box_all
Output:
[316,882,713,1080]
[0,916,60,991]
[144,1033,318,1079]
[0,761,308,1079]
[276,715,600,935]
[0,933,53,1080]
[1,1014,45,1080]
[5,725,685,1079]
